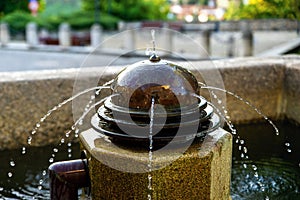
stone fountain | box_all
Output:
[75,54,232,199]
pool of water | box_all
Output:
[0,143,81,199]
[231,120,300,199]
[0,120,299,199]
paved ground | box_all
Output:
[0,49,141,72]
[0,30,298,72]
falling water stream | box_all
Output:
[147,98,155,200]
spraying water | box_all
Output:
[148,98,155,200]
[200,85,279,135]
[5,80,114,193]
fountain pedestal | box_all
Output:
[80,127,232,199]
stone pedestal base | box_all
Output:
[80,128,232,199]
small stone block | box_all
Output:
[80,127,232,199]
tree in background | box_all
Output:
[0,0,28,17]
[225,0,300,20]
[0,0,46,33]
[0,0,45,17]
[81,0,170,21]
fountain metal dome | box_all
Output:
[91,54,221,147]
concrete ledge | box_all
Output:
[1,56,300,150]
[257,38,300,56]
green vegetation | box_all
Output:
[0,0,119,31]
[38,11,119,30]
[0,0,29,17]
[225,0,300,20]
[81,0,170,21]
[0,0,170,32]
[1,11,36,34]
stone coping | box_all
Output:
[0,55,300,150]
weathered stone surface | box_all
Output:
[80,127,232,200]
[0,68,117,150]
[213,57,286,124]
[284,59,300,124]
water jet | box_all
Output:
[1,30,300,199]
[48,51,232,199]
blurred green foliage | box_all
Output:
[0,0,119,32]
[38,11,119,30]
[225,0,300,20]
[81,0,170,21]
[0,0,28,18]
[0,0,170,33]
[0,0,45,18]
[1,11,36,34]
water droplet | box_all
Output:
[38,185,42,190]
[31,130,36,135]
[238,145,242,151]
[68,154,72,158]
[254,172,258,178]
[217,99,222,104]
[21,147,26,154]
[39,179,43,184]
[285,142,290,147]
[42,170,47,176]
[243,164,247,168]
[265,196,270,200]
[240,140,244,144]
[287,149,292,153]
[75,129,79,134]
[67,142,72,147]
[243,147,248,154]
[40,117,46,122]
[8,172,13,178]
[68,149,72,153]
[27,136,32,145]
[235,139,239,143]
[231,129,237,135]
[241,153,244,158]
[53,148,58,153]
[10,160,15,167]
[36,123,40,128]
[252,165,257,171]
[49,158,54,163]
[60,138,65,144]
[0,187,3,192]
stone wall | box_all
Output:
[125,19,300,31]
[1,56,300,150]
